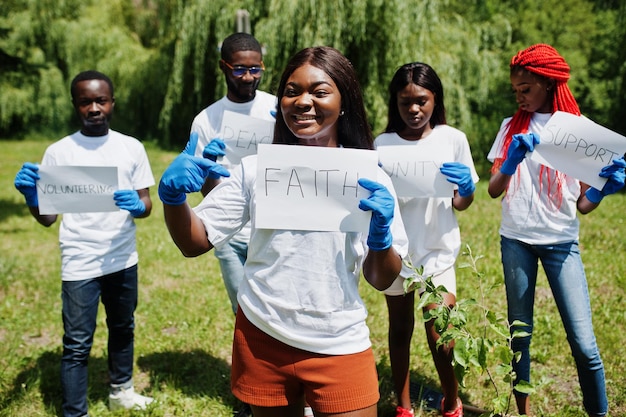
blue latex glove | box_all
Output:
[202,138,227,179]
[113,190,146,217]
[270,109,277,118]
[202,138,226,161]
[14,162,40,207]
[358,178,394,251]
[585,157,626,203]
[440,162,475,197]
[158,132,231,205]
[500,132,540,175]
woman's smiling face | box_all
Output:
[280,64,342,147]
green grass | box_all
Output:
[1,139,625,417]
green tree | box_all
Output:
[588,0,626,135]
[0,0,157,139]
[252,0,516,173]
[1,0,622,170]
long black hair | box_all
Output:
[273,46,373,150]
[385,62,446,133]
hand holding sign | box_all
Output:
[202,138,227,179]
[358,178,394,251]
[14,162,40,207]
[585,157,626,203]
[440,162,475,197]
[114,190,146,217]
[500,133,540,175]
[202,138,226,161]
[158,132,230,205]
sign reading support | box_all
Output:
[531,112,626,189]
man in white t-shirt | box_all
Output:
[190,33,277,315]
[14,70,155,417]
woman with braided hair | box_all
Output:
[487,44,625,416]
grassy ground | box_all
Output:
[1,138,624,417]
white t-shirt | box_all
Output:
[190,90,277,242]
[487,113,581,244]
[42,130,155,281]
[193,155,409,355]
[375,126,479,278]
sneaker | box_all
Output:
[441,398,463,417]
[396,405,415,417]
[109,386,154,411]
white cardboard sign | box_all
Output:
[255,144,378,232]
[37,165,118,214]
[377,144,454,197]
[531,111,626,189]
[220,110,275,166]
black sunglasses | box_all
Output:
[222,60,265,77]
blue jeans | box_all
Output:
[61,265,138,417]
[214,239,248,314]
[501,236,607,416]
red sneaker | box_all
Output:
[395,405,415,417]
[441,398,463,417]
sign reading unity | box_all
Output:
[255,144,378,232]
[531,111,626,189]
[377,144,454,198]
[220,110,275,166]
[37,166,119,214]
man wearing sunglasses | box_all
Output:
[188,32,276,417]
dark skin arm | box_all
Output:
[29,207,58,227]
[163,201,214,257]
[576,182,599,214]
[487,160,510,198]
[363,246,403,291]
[452,190,473,211]
[134,188,153,218]
[200,177,221,197]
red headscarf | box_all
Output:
[493,44,580,205]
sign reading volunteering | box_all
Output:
[255,144,378,232]
[37,166,119,214]
[377,144,454,198]
[220,110,275,166]
[531,111,626,189]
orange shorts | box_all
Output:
[231,309,380,413]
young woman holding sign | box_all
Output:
[487,43,626,417]
[375,62,478,417]
[158,46,408,417]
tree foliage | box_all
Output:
[1,0,623,175]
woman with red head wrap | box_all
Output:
[486,44,625,417]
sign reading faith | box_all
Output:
[220,110,275,166]
[531,111,626,189]
[377,144,454,198]
[37,166,119,214]
[255,144,379,232]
